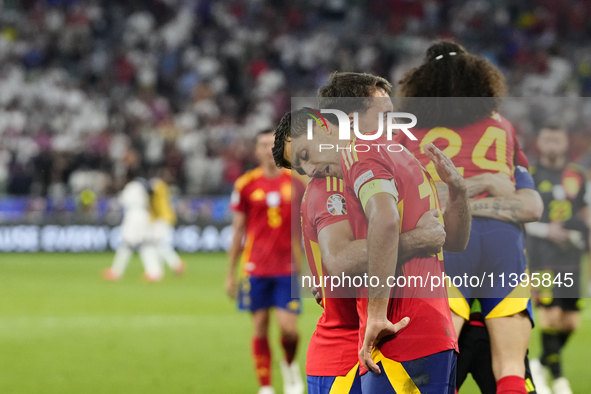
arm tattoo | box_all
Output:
[470,197,525,222]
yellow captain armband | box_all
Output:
[359,179,398,211]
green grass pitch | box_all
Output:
[0,252,589,393]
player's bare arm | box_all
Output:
[225,211,246,299]
[424,143,471,253]
[436,172,516,209]
[526,216,571,248]
[527,204,589,249]
[467,172,516,198]
[439,166,543,224]
[318,221,367,277]
[317,210,445,277]
[469,188,543,223]
[399,209,446,258]
[359,192,410,374]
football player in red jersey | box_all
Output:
[300,176,366,394]
[274,71,539,393]
[276,74,455,394]
[225,129,306,394]
[274,95,471,393]
[395,41,544,394]
[274,71,533,393]
[319,69,542,393]
[299,175,446,394]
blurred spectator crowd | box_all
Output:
[2,0,591,198]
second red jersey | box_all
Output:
[396,113,527,192]
[301,177,359,377]
[340,137,458,365]
[231,168,305,277]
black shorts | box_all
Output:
[457,323,537,393]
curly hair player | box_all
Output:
[395,41,544,394]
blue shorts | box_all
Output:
[238,275,301,314]
[444,218,532,321]
[361,350,457,394]
[307,365,362,394]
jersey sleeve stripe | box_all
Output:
[346,149,354,167]
[397,199,404,233]
[351,140,359,163]
[342,150,351,170]
[309,240,324,302]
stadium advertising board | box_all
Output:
[0,224,232,253]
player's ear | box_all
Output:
[322,121,336,136]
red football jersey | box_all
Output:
[231,168,305,277]
[301,177,360,377]
[396,113,527,192]
[340,137,458,364]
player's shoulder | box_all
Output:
[302,178,321,209]
[567,162,585,174]
[565,163,587,180]
[462,112,513,133]
[304,177,342,204]
[305,177,347,217]
[234,167,264,191]
[490,112,516,132]
[341,136,385,166]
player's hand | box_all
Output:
[311,286,324,307]
[415,209,445,255]
[424,143,466,196]
[547,221,570,245]
[225,276,238,300]
[485,173,515,197]
[359,316,410,374]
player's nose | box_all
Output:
[301,162,316,178]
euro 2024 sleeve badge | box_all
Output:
[327,194,347,216]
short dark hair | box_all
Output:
[273,108,325,169]
[274,72,392,170]
[396,41,506,129]
[318,71,392,114]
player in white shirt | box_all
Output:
[103,179,163,281]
